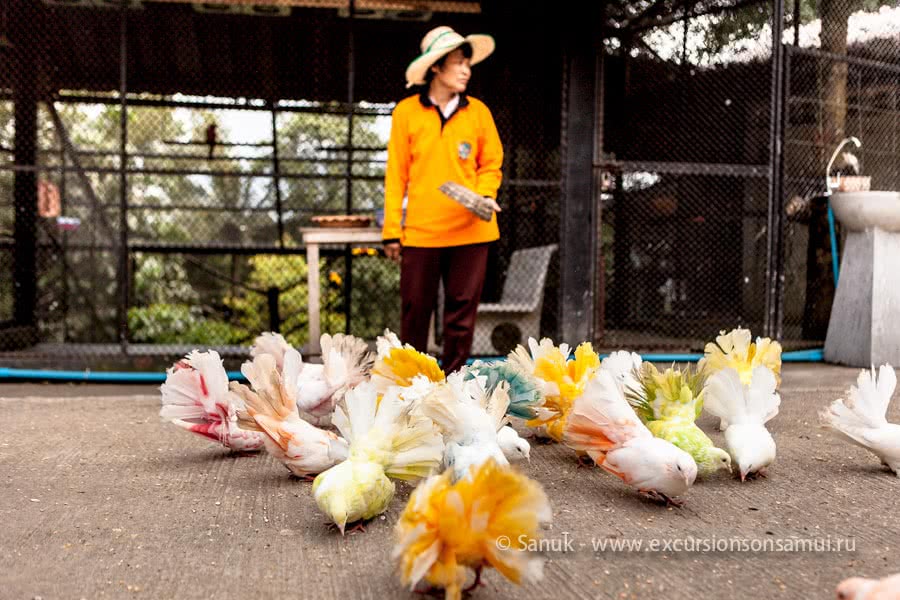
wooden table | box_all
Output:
[300,227,383,355]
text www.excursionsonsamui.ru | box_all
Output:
[495,533,857,554]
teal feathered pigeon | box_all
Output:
[464,360,544,420]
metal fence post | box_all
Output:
[267,286,281,333]
[118,3,130,352]
[343,0,357,336]
[559,14,599,346]
[765,0,787,340]
[271,102,285,248]
[11,13,38,334]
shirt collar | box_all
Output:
[418,90,469,113]
[432,94,459,119]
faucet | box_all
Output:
[825,136,862,195]
[823,136,861,287]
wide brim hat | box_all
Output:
[405,26,495,88]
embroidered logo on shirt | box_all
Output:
[458,141,472,160]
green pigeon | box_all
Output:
[626,362,732,477]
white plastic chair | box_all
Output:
[428,244,558,356]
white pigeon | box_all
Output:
[396,374,442,405]
[703,366,781,480]
[837,573,900,600]
[232,353,349,478]
[457,369,531,463]
[820,364,900,476]
[563,370,698,504]
[250,331,294,370]
[497,424,531,462]
[250,331,374,427]
[416,371,526,480]
[599,350,643,396]
[159,350,265,452]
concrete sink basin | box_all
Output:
[830,191,900,232]
[825,190,900,367]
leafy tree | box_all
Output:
[2,97,398,346]
[223,249,312,348]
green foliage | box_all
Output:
[1,97,395,344]
[224,251,312,348]
[626,0,887,65]
[349,254,401,339]
[0,251,12,322]
[699,3,773,57]
[132,254,199,306]
[697,0,883,57]
[128,303,241,345]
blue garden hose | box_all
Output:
[0,348,825,382]
[826,199,841,285]
[465,349,822,363]
[0,368,246,383]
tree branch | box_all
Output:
[613,0,767,34]
[625,0,683,30]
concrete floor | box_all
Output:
[1,363,897,599]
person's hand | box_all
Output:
[484,197,502,213]
[384,242,402,263]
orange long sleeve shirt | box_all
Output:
[382,93,503,247]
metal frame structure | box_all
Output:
[2,0,897,366]
[0,0,567,362]
[0,2,403,352]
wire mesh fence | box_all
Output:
[1,0,898,369]
[0,0,563,368]
[597,0,899,352]
[782,23,900,345]
[598,0,776,352]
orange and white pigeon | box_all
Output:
[837,573,900,600]
[371,329,446,396]
[563,370,697,504]
[507,337,600,442]
[394,458,551,600]
[232,353,348,478]
[250,331,374,427]
[820,364,900,476]
[159,350,264,452]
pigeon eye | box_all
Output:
[676,465,682,472]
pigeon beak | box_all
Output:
[740,471,747,482]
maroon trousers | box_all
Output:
[400,243,490,374]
